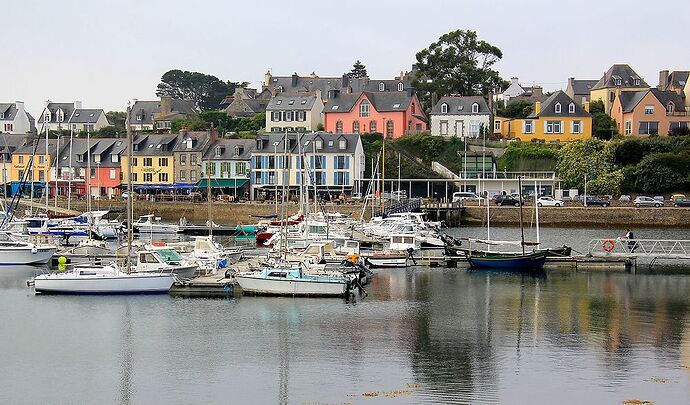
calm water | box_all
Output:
[1,228,690,404]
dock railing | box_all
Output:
[588,238,690,259]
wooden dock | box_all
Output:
[169,274,239,297]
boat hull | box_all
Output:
[34,272,175,294]
[0,247,56,265]
[467,251,547,271]
[365,256,408,268]
[235,275,347,297]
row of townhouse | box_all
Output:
[2,131,365,200]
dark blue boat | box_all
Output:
[467,250,547,270]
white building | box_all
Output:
[430,96,491,138]
[265,92,324,133]
[36,100,110,132]
[0,101,35,134]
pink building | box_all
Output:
[324,92,427,138]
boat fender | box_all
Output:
[31,246,37,254]
[602,239,615,252]
[152,241,167,247]
[58,256,67,271]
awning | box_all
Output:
[195,179,248,189]
[172,182,197,189]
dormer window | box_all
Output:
[339,139,346,150]
[555,102,562,113]
[44,112,51,122]
[215,146,222,157]
[471,103,479,113]
[133,144,139,151]
[667,103,675,113]
[276,100,282,105]
[359,100,370,117]
[136,114,142,121]
[315,139,323,149]
[615,79,622,86]
[234,145,242,156]
[288,100,294,105]
[440,103,448,113]
[378,82,385,91]
[397,82,404,91]
[568,103,575,113]
[634,79,640,86]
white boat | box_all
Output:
[132,215,180,234]
[135,249,198,279]
[364,252,409,268]
[146,236,243,274]
[0,231,57,265]
[235,265,351,297]
[33,265,175,294]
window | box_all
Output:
[667,103,675,114]
[441,103,448,113]
[440,121,449,136]
[571,120,582,134]
[334,156,348,169]
[644,105,654,115]
[386,120,394,137]
[235,162,247,176]
[190,170,197,181]
[334,172,348,185]
[359,100,370,117]
[271,111,280,122]
[378,82,385,91]
[609,91,616,103]
[297,111,306,121]
[136,114,143,121]
[220,162,231,178]
[39,156,44,164]
[18,156,24,164]
[639,121,659,135]
[469,121,480,137]
[615,78,622,86]
[315,139,323,149]
[191,155,198,165]
[545,121,563,134]
[144,158,152,167]
[635,79,640,86]
[568,103,575,113]
[670,122,689,132]
[494,120,501,132]
[284,111,293,122]
[523,120,533,134]
[180,154,186,165]
[624,120,632,135]
[339,139,346,150]
[159,173,168,182]
[180,170,186,181]
[335,121,343,133]
[234,146,242,156]
[582,96,587,105]
[143,172,152,182]
[3,123,13,132]
[216,146,222,157]
[111,154,119,163]
[554,102,562,113]
[76,154,84,163]
[369,120,377,133]
[94,155,101,163]
[471,103,479,113]
[131,157,138,166]
[39,171,45,181]
[159,157,168,166]
[397,82,404,91]
[353,121,360,134]
[109,169,116,180]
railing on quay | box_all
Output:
[588,238,690,259]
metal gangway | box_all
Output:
[588,238,690,260]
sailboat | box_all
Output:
[32,103,175,294]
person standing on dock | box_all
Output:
[624,229,637,253]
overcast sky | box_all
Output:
[3,0,688,115]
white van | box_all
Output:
[452,192,480,203]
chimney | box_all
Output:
[160,96,172,115]
[291,72,299,87]
[568,77,575,90]
[658,70,669,90]
[584,101,590,113]
[341,74,349,88]
[74,100,82,110]
[264,70,272,86]
[15,101,25,113]
[511,77,519,85]
[532,86,543,98]
[534,101,541,115]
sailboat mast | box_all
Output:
[45,122,49,211]
[381,139,385,214]
[534,179,540,245]
[54,131,59,211]
[518,176,525,255]
[67,127,73,211]
[125,105,133,272]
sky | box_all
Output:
[3,0,689,115]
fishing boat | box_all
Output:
[235,265,351,297]
[0,231,57,265]
[33,265,175,294]
[466,249,547,270]
[132,214,181,234]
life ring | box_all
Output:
[602,239,615,252]
[152,241,167,247]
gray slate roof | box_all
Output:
[266,94,317,111]
[325,92,413,113]
[530,91,591,118]
[14,138,61,158]
[69,109,106,124]
[173,131,212,153]
[58,138,124,168]
[570,80,598,95]
[592,64,649,90]
[254,132,360,154]
[203,139,255,160]
[667,71,689,90]
[431,96,490,115]
[265,74,412,97]
[0,134,27,153]
[131,99,196,125]
[618,91,648,113]
[618,89,685,113]
[129,134,179,156]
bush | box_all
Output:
[498,142,559,170]
[634,152,690,193]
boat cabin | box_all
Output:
[389,234,417,251]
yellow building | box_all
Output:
[497,91,592,142]
[120,134,177,185]
[9,138,60,184]
[590,64,649,113]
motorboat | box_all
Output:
[33,264,175,294]
[146,236,243,274]
[134,249,198,279]
[235,264,353,297]
[0,231,57,265]
[132,215,180,234]
[365,251,409,268]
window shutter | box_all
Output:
[333,155,337,169]
[544,121,548,133]
[321,156,326,169]
[345,156,350,169]
[345,172,350,185]
[561,121,564,134]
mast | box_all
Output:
[281,131,289,259]
[381,139,385,214]
[207,153,212,238]
[125,104,133,272]
[67,126,73,211]
[45,121,49,212]
[87,128,92,214]
[534,179,540,245]
[54,129,59,211]
[518,176,525,255]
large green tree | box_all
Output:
[414,29,503,111]
[497,100,533,119]
[556,139,622,194]
[156,69,238,111]
[105,111,126,129]
[348,60,368,79]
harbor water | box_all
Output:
[1,227,690,404]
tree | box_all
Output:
[106,111,126,129]
[669,125,690,136]
[498,100,533,119]
[413,29,503,111]
[556,139,617,192]
[348,60,368,79]
[156,69,238,111]
[592,112,617,140]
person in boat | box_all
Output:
[624,229,637,253]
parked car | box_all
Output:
[452,192,480,203]
[653,196,665,203]
[495,195,522,206]
[537,196,564,207]
[619,195,631,202]
[634,196,662,208]
[671,193,687,202]
[672,198,690,207]
[583,196,610,207]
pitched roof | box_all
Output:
[618,89,685,113]
[325,92,413,113]
[530,91,591,118]
[667,71,689,90]
[266,94,317,111]
[570,79,598,95]
[265,73,413,98]
[254,132,360,154]
[172,131,212,152]
[69,109,106,124]
[14,138,62,157]
[0,134,27,153]
[203,139,255,160]
[650,88,685,110]
[431,96,490,115]
[131,99,196,125]
[592,64,649,90]
[36,103,75,124]
[129,134,179,156]
[58,138,125,168]
[618,91,648,113]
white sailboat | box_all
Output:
[0,231,56,265]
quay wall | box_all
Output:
[463,206,690,228]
